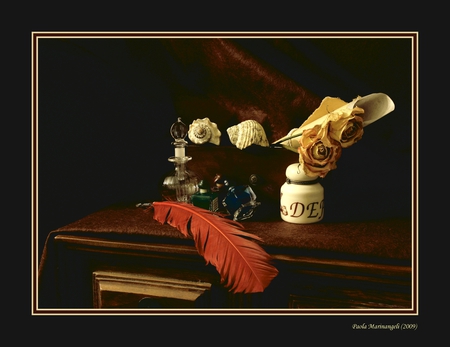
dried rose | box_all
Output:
[298,124,342,178]
[328,106,364,148]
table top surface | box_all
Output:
[53,203,413,262]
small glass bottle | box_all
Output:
[280,163,324,224]
[191,180,219,212]
[211,174,229,212]
[161,118,199,202]
[222,183,261,221]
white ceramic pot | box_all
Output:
[280,163,324,224]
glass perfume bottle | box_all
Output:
[191,180,219,212]
[161,118,199,202]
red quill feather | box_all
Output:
[151,201,278,293]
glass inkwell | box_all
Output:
[222,180,261,221]
[161,117,199,202]
[191,179,219,212]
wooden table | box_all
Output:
[37,203,415,313]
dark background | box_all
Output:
[36,35,414,260]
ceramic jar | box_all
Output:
[280,163,324,224]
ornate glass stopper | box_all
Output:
[170,117,189,158]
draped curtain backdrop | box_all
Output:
[37,37,412,259]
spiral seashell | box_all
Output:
[188,118,221,145]
[227,120,269,150]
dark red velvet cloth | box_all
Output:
[43,203,412,260]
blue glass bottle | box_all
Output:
[222,183,260,221]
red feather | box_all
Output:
[151,201,278,294]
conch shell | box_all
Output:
[227,120,269,150]
[188,118,221,145]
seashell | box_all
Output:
[188,118,221,145]
[227,120,269,150]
